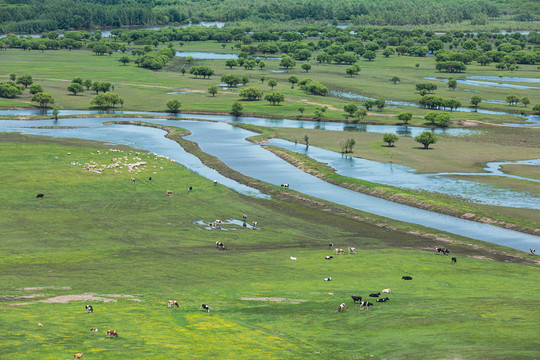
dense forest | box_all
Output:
[1,0,539,34]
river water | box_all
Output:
[0,115,538,252]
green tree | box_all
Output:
[31,92,55,108]
[231,101,243,115]
[298,107,305,116]
[185,56,194,64]
[166,99,181,113]
[38,44,47,53]
[354,108,367,121]
[415,131,438,149]
[83,79,93,90]
[225,58,238,69]
[424,111,439,124]
[363,50,376,61]
[344,103,358,118]
[208,85,218,97]
[264,92,285,105]
[434,112,451,127]
[67,83,84,96]
[119,55,130,66]
[258,61,266,70]
[0,81,23,98]
[301,63,312,72]
[288,75,299,89]
[397,112,413,124]
[279,55,296,70]
[346,65,359,77]
[72,77,83,85]
[364,99,375,110]
[268,79,277,89]
[415,63,420,70]
[506,94,520,106]
[16,74,33,88]
[29,84,44,95]
[470,95,482,108]
[375,99,386,111]
[52,105,60,121]
[239,87,264,101]
[521,96,530,107]
[391,76,400,84]
[9,73,16,81]
[314,105,327,119]
[221,74,242,87]
[92,44,108,56]
[533,104,540,113]
[448,78,457,90]
[180,66,186,76]
[259,75,266,84]
[383,133,399,147]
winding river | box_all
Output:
[0,115,539,252]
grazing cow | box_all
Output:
[252,221,258,228]
[436,247,450,255]
[335,248,345,255]
[201,304,210,313]
[90,328,99,332]
[351,296,362,303]
[328,243,333,249]
[167,190,172,196]
[74,353,84,359]
[38,323,43,327]
[290,256,297,261]
[348,247,357,255]
[215,220,222,225]
[451,257,457,264]
[530,248,536,255]
[130,177,136,183]
[149,177,152,181]
[216,241,224,248]
[85,305,93,313]
[213,180,217,186]
[402,276,413,280]
[218,243,227,251]
[359,301,373,307]
[281,184,289,188]
[243,222,247,228]
[36,193,44,199]
[376,297,389,303]
[188,186,193,191]
[369,292,381,298]
[325,256,333,260]
[106,330,118,338]
[338,303,346,312]
[168,300,179,308]
[242,214,247,220]
[382,289,391,294]
[324,277,332,281]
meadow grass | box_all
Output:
[1,133,540,359]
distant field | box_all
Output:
[1,133,539,359]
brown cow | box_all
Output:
[168,300,179,308]
[74,353,84,359]
[106,330,118,338]
[130,177,136,183]
[167,190,172,196]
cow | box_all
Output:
[216,241,224,248]
[328,243,333,249]
[382,289,391,294]
[530,248,536,255]
[281,184,289,188]
[36,193,44,199]
[188,186,193,191]
[74,353,84,359]
[106,330,118,338]
[359,301,373,307]
[402,276,413,280]
[213,180,217,186]
[243,222,247,228]
[130,177,136,183]
[436,248,450,255]
[90,328,99,332]
[148,177,152,181]
[335,248,345,255]
[167,190,172,196]
[242,214,247,221]
[215,220,222,225]
[37,323,43,327]
[338,303,346,312]
[369,292,380,298]
[85,305,93,313]
[168,300,179,308]
[376,297,389,303]
[348,247,357,254]
[201,304,210,313]
[451,257,457,264]
[218,243,227,251]
[252,221,258,228]
[351,296,362,303]
[324,277,332,281]
[325,256,333,260]
[290,256,297,261]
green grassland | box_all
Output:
[1,133,540,359]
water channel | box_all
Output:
[0,115,538,252]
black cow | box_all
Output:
[369,292,381,298]
[324,277,332,281]
[325,256,333,260]
[281,184,289,188]
[451,257,457,264]
[188,186,193,191]
[148,177,152,181]
[351,296,362,303]
[328,243,333,249]
[36,194,44,199]
[85,305,93,313]
[201,304,210,313]
[376,297,389,303]
[359,301,373,307]
[402,276,413,280]
[436,248,450,255]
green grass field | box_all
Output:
[1,133,540,359]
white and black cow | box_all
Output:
[85,305,93,313]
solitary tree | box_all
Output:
[208,85,218,97]
[344,103,358,118]
[231,101,244,115]
[119,55,130,65]
[301,63,311,72]
[268,79,277,89]
[288,75,299,89]
[298,107,305,116]
[185,56,194,64]
[448,78,457,90]
[225,58,238,69]
[521,96,530,107]
[391,76,400,84]
[180,66,187,76]
[67,83,84,95]
[259,75,266,84]
[166,99,181,113]
[279,56,296,70]
[364,99,375,111]
[383,133,399,147]
[31,92,55,108]
[258,61,266,70]
[397,112,413,124]
[470,95,482,108]
[415,131,438,149]
[52,105,60,121]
